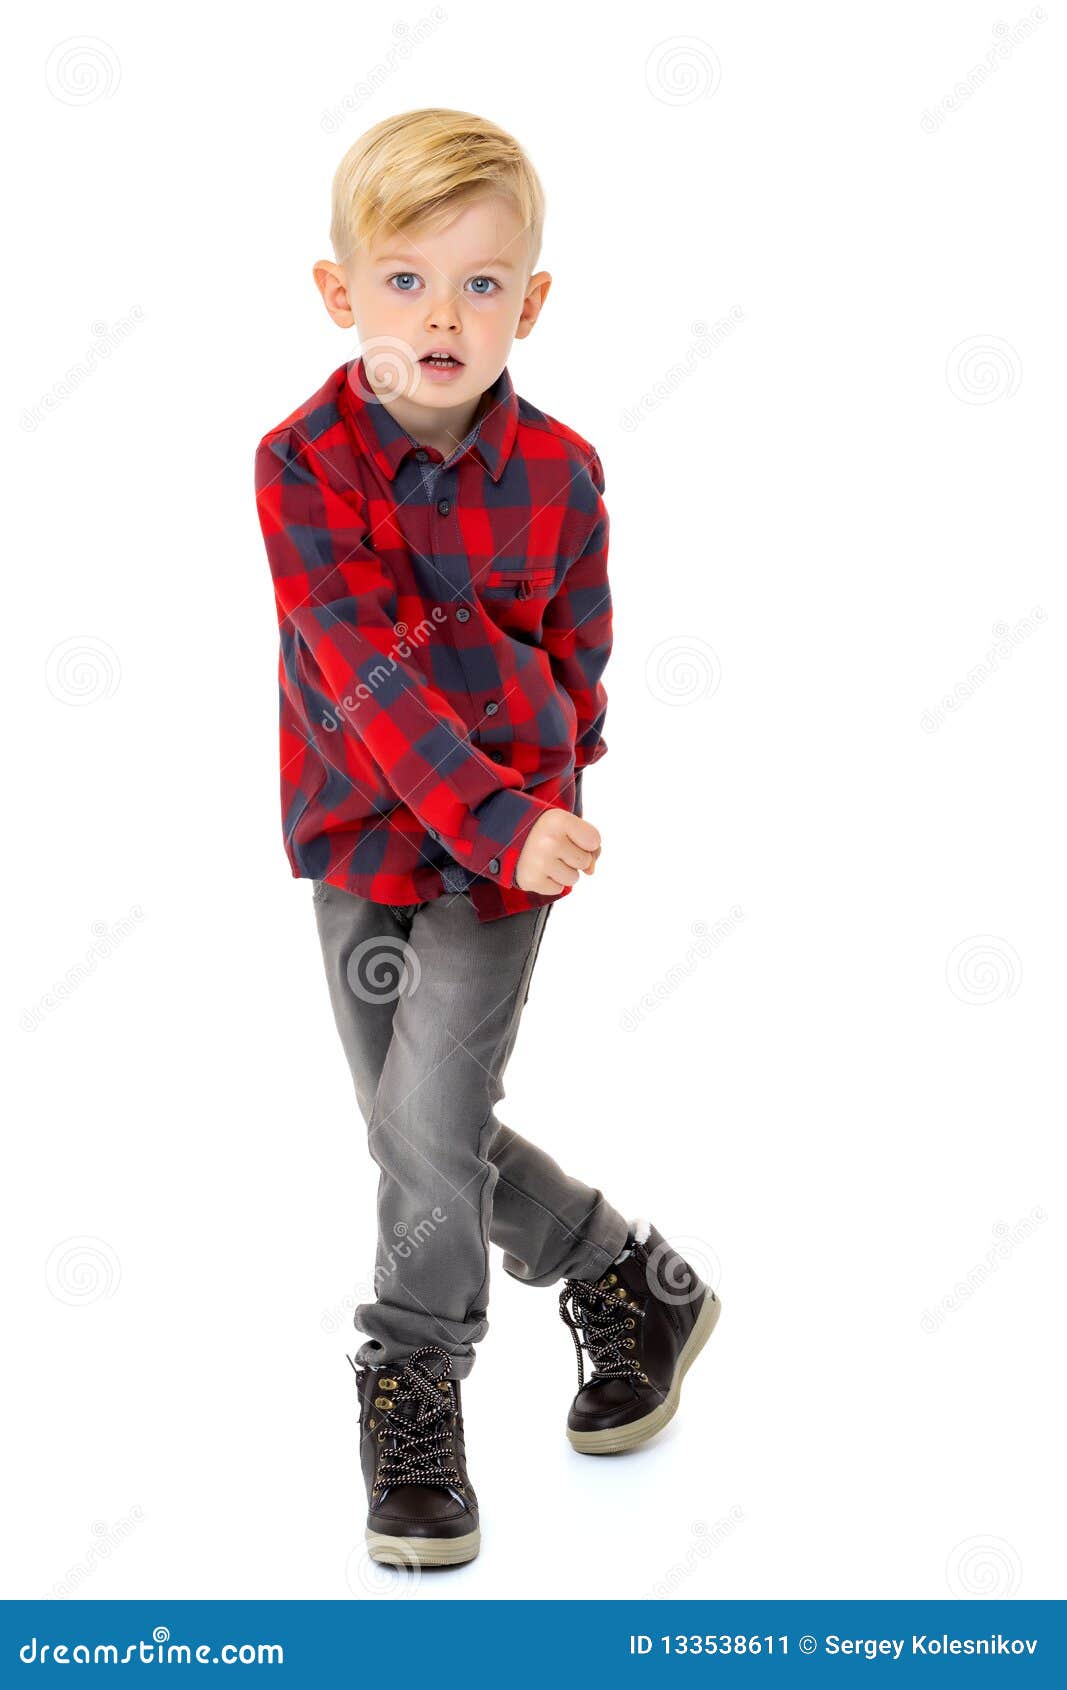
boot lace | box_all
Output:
[558,1273,646,1392]
[352,1344,462,1493]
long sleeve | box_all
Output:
[540,448,611,772]
[254,426,553,889]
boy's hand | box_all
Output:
[514,809,602,895]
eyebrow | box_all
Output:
[375,254,517,271]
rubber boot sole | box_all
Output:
[365,1525,481,1567]
[566,1289,722,1455]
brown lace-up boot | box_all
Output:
[351,1344,480,1566]
[558,1221,721,1454]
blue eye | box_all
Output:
[469,276,499,296]
[389,273,419,292]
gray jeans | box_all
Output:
[312,883,629,1378]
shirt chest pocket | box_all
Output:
[480,566,557,601]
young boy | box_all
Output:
[253,108,720,1567]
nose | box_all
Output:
[425,288,460,332]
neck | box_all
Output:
[377,383,492,459]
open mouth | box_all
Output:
[420,353,463,369]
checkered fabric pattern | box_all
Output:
[253,354,610,921]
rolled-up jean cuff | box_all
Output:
[567,1226,632,1284]
[503,1204,630,1289]
[355,1338,476,1381]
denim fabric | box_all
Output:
[311,881,628,1377]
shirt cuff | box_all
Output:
[432,785,556,891]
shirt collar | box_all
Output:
[339,354,519,484]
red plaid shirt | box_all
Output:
[253,355,610,921]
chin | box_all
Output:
[415,373,477,398]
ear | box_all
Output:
[312,259,356,329]
[514,270,552,342]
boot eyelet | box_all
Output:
[624,1338,636,1349]
[606,1273,618,1285]
[638,1371,649,1382]
[368,1416,377,1429]
[378,1376,399,1390]
[615,1287,627,1300]
[625,1318,635,1329]
[437,1380,451,1393]
[374,1395,394,1411]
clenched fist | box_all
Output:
[514,807,602,895]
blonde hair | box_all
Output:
[329,108,545,278]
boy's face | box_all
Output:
[315,194,550,415]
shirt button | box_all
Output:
[489,750,504,762]
[484,700,498,715]
[427,827,438,840]
[415,450,429,462]
[456,606,470,622]
[437,498,451,516]
[488,858,500,875]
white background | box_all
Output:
[5,1,1064,1602]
